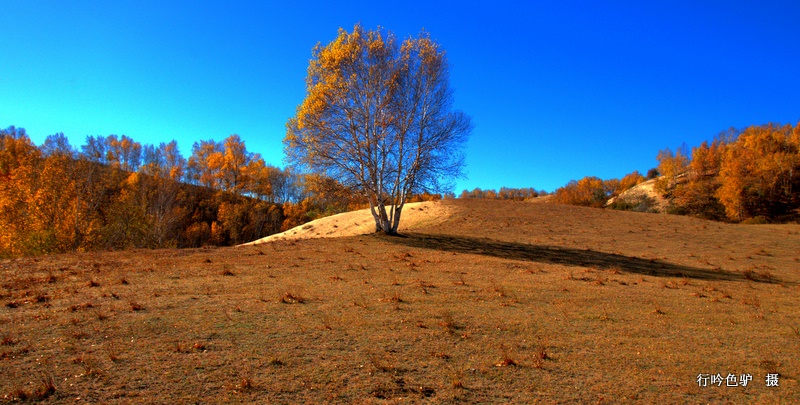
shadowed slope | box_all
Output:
[383,233,759,282]
[405,199,799,284]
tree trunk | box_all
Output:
[377,203,393,234]
[368,199,381,232]
[368,198,400,235]
[390,203,403,234]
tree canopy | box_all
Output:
[285,24,471,235]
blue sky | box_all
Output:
[2,1,799,192]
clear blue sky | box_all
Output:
[2,1,799,192]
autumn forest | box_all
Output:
[549,122,800,223]
[2,121,800,257]
[0,129,338,256]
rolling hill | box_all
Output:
[1,199,798,403]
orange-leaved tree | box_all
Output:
[654,147,690,194]
[671,136,729,219]
[717,123,800,221]
[552,176,608,207]
[0,127,41,255]
[285,24,471,235]
[617,171,645,194]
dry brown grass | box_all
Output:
[1,199,798,403]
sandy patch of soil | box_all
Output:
[239,201,455,246]
[606,178,670,212]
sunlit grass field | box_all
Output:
[2,199,798,403]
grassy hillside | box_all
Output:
[1,199,798,403]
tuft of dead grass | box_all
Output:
[494,344,518,367]
[68,302,94,312]
[1,335,18,346]
[279,292,305,304]
[4,374,56,401]
[789,325,800,340]
[439,310,460,333]
[72,353,105,377]
[532,344,549,369]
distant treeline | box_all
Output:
[550,122,800,223]
[1,127,410,257]
[457,187,547,200]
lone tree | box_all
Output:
[285,25,471,235]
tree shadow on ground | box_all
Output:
[383,233,769,283]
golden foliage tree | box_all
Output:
[187,140,224,189]
[670,137,728,219]
[285,24,471,235]
[105,135,142,172]
[618,171,645,194]
[717,123,800,220]
[220,134,250,193]
[553,176,607,207]
[29,154,80,252]
[140,141,188,247]
[0,127,41,255]
[654,147,690,194]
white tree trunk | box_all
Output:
[390,203,404,234]
[367,196,402,235]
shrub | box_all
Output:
[608,194,657,213]
[741,216,769,225]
